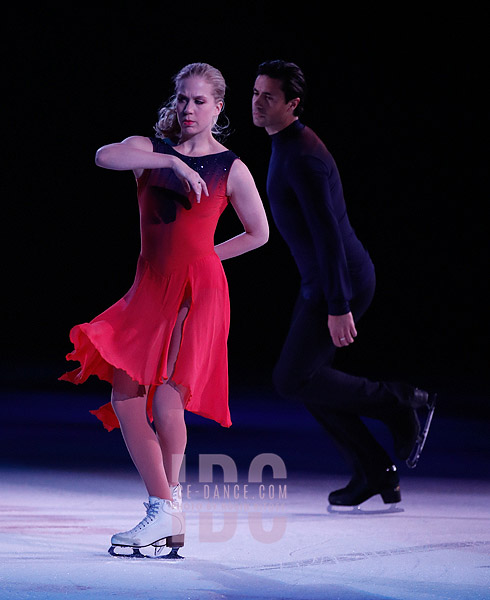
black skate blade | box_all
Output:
[406,393,437,469]
[327,503,404,516]
[153,547,185,560]
[108,544,184,560]
[108,545,146,558]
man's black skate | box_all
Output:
[406,393,437,468]
[327,465,405,514]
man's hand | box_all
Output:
[328,312,357,347]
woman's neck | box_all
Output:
[175,132,225,157]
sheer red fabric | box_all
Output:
[60,141,237,430]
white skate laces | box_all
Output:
[127,497,178,534]
[139,498,170,529]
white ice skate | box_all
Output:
[171,483,183,511]
[109,496,185,559]
[151,484,184,559]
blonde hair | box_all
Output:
[154,63,230,142]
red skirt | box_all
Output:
[59,253,231,430]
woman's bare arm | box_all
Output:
[95,136,208,200]
[214,159,269,260]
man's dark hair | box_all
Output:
[256,60,306,117]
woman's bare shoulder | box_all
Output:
[120,135,153,150]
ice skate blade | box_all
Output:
[327,503,404,515]
[406,393,437,469]
[153,547,184,560]
[108,545,184,560]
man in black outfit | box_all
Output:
[252,60,435,507]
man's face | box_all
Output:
[252,75,293,134]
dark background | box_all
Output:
[2,5,488,474]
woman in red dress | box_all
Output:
[60,63,269,555]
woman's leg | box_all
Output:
[111,370,172,499]
[111,300,189,500]
[152,383,187,487]
[152,302,190,488]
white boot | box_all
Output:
[151,485,184,551]
[111,496,185,548]
[171,483,183,510]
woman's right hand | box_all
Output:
[171,157,209,203]
[96,137,208,201]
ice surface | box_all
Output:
[1,385,489,599]
[1,466,490,600]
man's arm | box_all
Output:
[289,154,356,347]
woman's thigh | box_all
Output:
[112,368,146,402]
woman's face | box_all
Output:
[176,76,222,138]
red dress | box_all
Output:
[60,138,238,430]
